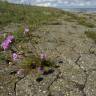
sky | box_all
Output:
[7,0,96,8]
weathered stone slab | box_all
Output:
[58,59,86,85]
[50,79,83,96]
[84,71,96,96]
[16,69,59,96]
[77,54,96,71]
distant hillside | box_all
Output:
[63,8,96,13]
[0,1,64,27]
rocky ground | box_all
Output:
[0,13,96,96]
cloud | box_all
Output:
[36,2,51,7]
[7,0,96,8]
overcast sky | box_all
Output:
[7,0,96,8]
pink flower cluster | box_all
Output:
[12,52,18,61]
[1,35,14,50]
[24,26,29,34]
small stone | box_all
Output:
[8,92,12,95]
[43,91,47,93]
[8,62,13,66]
[5,59,10,64]
[16,69,25,78]
[0,86,3,89]
[18,51,24,55]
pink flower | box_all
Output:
[1,39,10,50]
[38,66,44,73]
[24,26,29,34]
[25,28,29,32]
[12,52,18,61]
[40,52,47,60]
[6,35,14,43]
[1,35,14,50]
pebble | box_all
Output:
[16,69,25,78]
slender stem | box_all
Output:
[27,33,39,57]
[11,42,19,52]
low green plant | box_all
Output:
[20,56,54,69]
[78,19,95,28]
[20,56,41,69]
[13,26,24,43]
[41,59,54,67]
[0,1,59,72]
[0,52,5,61]
[85,31,96,42]
[0,51,12,63]
[0,1,64,27]
[63,12,95,28]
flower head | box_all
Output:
[1,34,14,50]
[24,26,29,34]
[12,52,18,61]
[1,39,10,50]
[6,35,14,43]
[38,66,44,73]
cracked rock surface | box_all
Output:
[0,13,96,96]
[16,69,59,96]
[84,71,96,96]
[77,54,96,71]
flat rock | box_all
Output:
[58,59,86,85]
[50,79,83,96]
[16,69,59,96]
[84,71,96,96]
[77,54,96,71]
